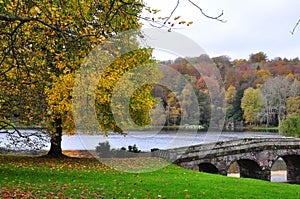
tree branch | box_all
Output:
[141,0,225,30]
[291,18,300,35]
[160,0,180,28]
[0,14,76,38]
[0,120,49,150]
[187,0,225,22]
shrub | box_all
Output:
[279,116,300,138]
[96,142,141,158]
[128,144,141,153]
[95,141,113,158]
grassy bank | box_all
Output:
[0,155,299,198]
[247,126,279,132]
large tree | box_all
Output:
[0,0,154,157]
[260,76,300,127]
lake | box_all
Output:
[62,130,284,151]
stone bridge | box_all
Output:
[159,137,300,183]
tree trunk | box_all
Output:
[278,108,282,128]
[47,118,65,157]
[266,106,270,128]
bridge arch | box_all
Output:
[198,162,219,174]
[271,157,287,182]
[282,155,300,184]
[236,159,269,180]
[227,160,240,178]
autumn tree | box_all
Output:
[0,0,152,156]
[249,52,267,63]
[225,85,243,123]
[193,63,225,128]
[225,85,237,103]
[259,76,300,128]
[255,69,272,85]
[241,87,262,125]
[286,96,300,116]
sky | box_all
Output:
[142,0,300,61]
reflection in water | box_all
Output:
[271,171,287,182]
[271,158,287,182]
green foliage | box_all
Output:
[279,116,300,137]
[1,156,300,198]
[241,87,262,124]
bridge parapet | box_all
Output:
[160,137,300,162]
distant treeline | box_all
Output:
[154,52,300,132]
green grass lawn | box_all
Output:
[248,126,279,132]
[0,155,299,199]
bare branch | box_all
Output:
[141,0,225,30]
[291,18,300,35]
[187,0,226,22]
[161,0,180,28]
[0,120,49,150]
